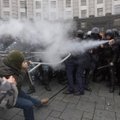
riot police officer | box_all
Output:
[90,27,102,82]
[76,29,84,39]
[110,29,120,95]
[91,27,101,40]
[103,29,119,93]
[63,30,92,95]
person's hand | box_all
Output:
[34,98,49,108]
[28,60,32,64]
[40,98,49,105]
[108,39,115,46]
[100,44,104,48]
[2,76,16,85]
[110,62,114,66]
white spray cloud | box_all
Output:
[0,19,107,68]
[38,39,108,65]
[0,19,23,39]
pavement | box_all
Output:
[0,80,120,120]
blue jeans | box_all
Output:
[15,90,41,120]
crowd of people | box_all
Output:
[0,27,120,120]
[63,27,120,95]
[26,27,120,96]
[30,27,120,96]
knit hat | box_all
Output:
[4,50,25,70]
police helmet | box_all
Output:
[105,29,114,38]
[87,31,92,36]
[112,28,119,37]
[91,27,101,40]
[91,27,100,34]
[76,29,84,39]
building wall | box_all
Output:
[42,0,49,20]
[112,0,120,14]
[105,0,112,14]
[49,0,58,20]
[0,0,119,20]
[73,0,79,17]
[0,0,11,20]
[0,0,1,18]
[64,0,73,19]
[27,0,34,19]
[58,0,64,19]
[79,0,89,18]
[11,0,18,19]
[95,0,105,17]
[88,0,95,16]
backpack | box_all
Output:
[0,78,18,109]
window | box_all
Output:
[3,11,10,19]
[114,19,120,26]
[3,0,9,7]
[20,1,26,8]
[81,0,86,6]
[36,12,41,18]
[81,10,87,18]
[36,1,41,9]
[81,22,86,28]
[66,0,71,8]
[97,0,103,4]
[50,1,56,8]
[20,12,26,18]
[113,5,120,14]
[97,8,103,16]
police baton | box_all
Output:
[97,64,110,70]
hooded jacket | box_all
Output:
[0,50,25,91]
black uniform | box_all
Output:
[103,41,119,92]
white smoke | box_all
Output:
[0,19,107,68]
[0,19,23,39]
[38,39,108,65]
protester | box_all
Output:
[0,50,49,120]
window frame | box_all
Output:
[3,0,9,8]
[97,8,103,16]
[20,1,26,8]
[35,1,41,9]
[81,9,87,18]
[50,1,56,8]
[97,0,103,4]
[81,0,86,6]
[66,0,71,8]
